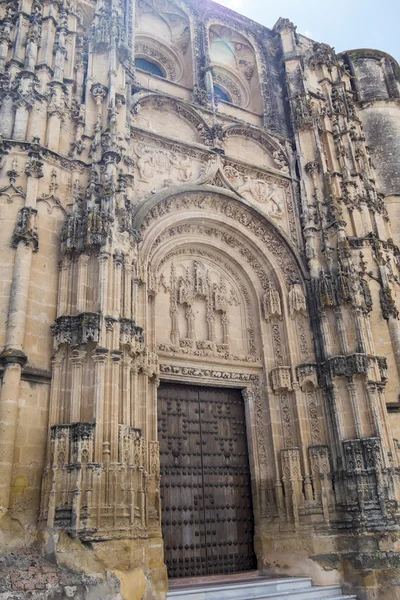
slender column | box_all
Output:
[93,348,108,463]
[110,351,122,463]
[114,253,123,315]
[347,380,362,438]
[131,363,139,427]
[0,354,26,511]
[70,350,86,422]
[98,251,110,346]
[328,383,345,445]
[221,312,230,346]
[27,99,47,144]
[48,352,64,428]
[76,254,90,314]
[354,307,367,353]
[388,316,400,377]
[46,112,62,153]
[334,307,348,354]
[122,356,132,426]
[57,258,70,317]
[123,264,132,319]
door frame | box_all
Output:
[157,365,266,572]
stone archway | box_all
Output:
[134,186,323,575]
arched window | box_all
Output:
[135,57,165,78]
[213,84,231,103]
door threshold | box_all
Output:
[168,570,273,590]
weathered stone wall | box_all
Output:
[0,2,400,600]
[342,50,400,196]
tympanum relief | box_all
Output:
[156,257,259,363]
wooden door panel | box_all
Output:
[198,387,256,575]
[158,383,256,578]
[158,384,205,578]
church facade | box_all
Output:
[1,0,400,598]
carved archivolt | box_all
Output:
[136,190,304,285]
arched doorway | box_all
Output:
[135,185,312,579]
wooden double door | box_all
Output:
[158,383,256,578]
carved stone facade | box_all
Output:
[0,1,400,599]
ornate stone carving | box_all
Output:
[263,286,282,321]
[296,364,318,390]
[158,247,259,362]
[237,178,284,217]
[134,143,192,183]
[12,207,38,251]
[243,385,268,465]
[291,92,314,130]
[140,191,300,283]
[289,282,307,316]
[51,313,101,348]
[159,364,258,382]
[270,366,292,392]
[61,210,111,254]
[380,285,399,320]
[158,258,259,362]
[309,444,333,521]
[281,447,303,526]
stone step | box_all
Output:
[167,577,357,600]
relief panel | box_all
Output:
[155,256,258,362]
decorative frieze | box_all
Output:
[320,353,370,383]
[159,364,259,382]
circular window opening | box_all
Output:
[213,84,231,103]
[135,57,165,78]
